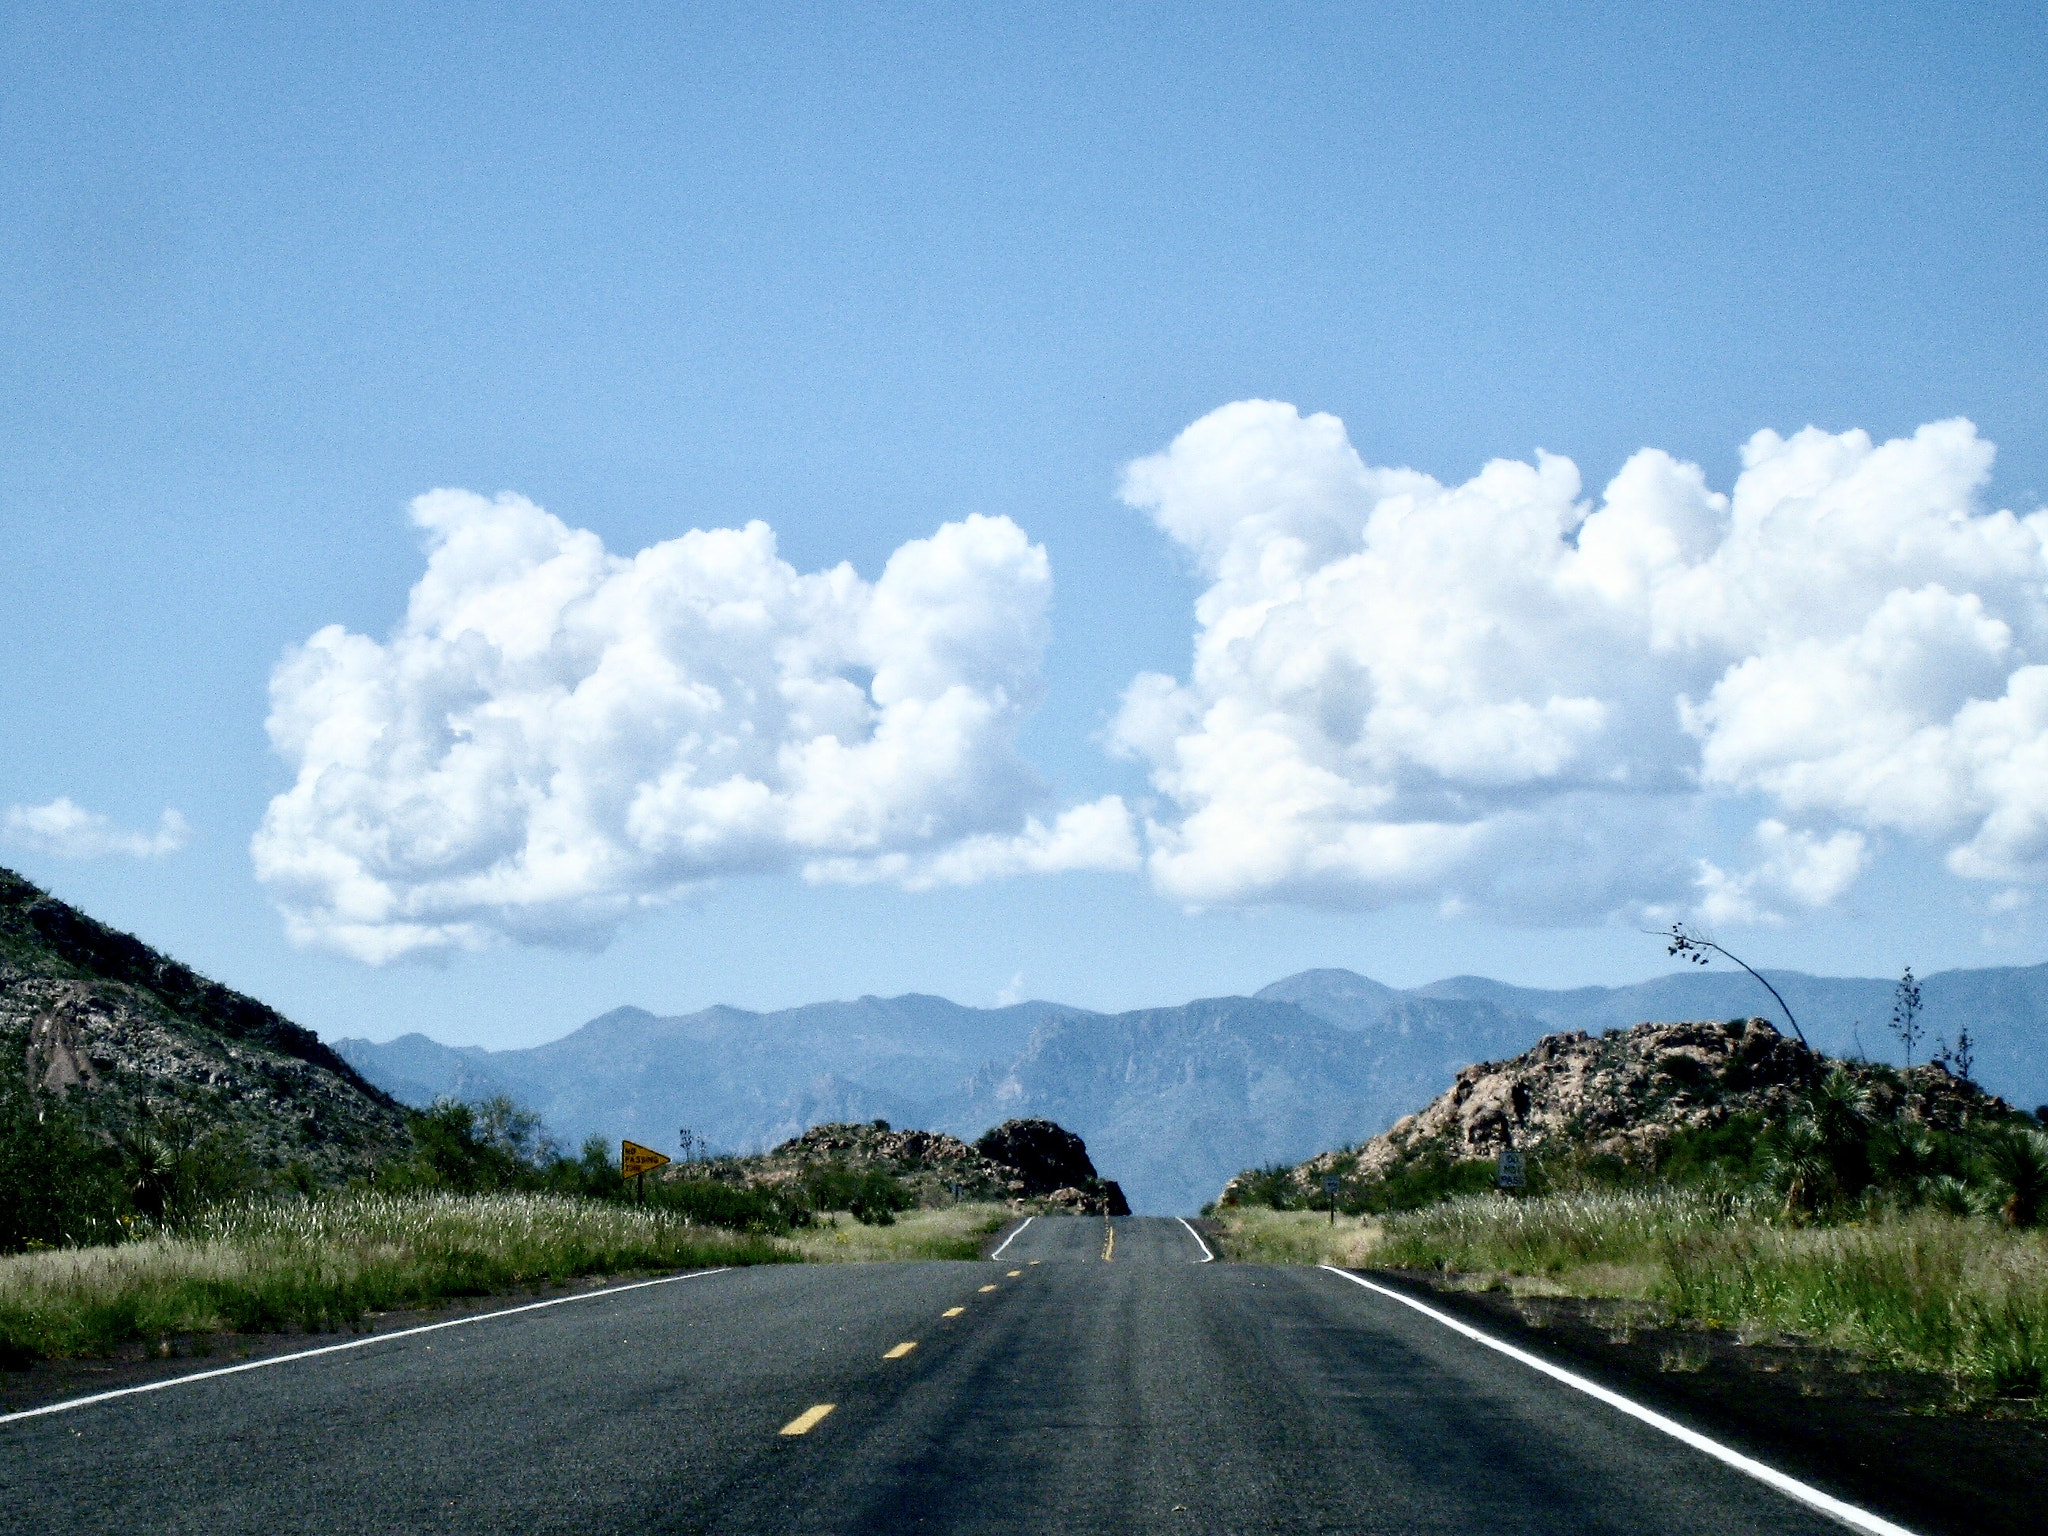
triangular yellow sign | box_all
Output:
[621,1139,672,1178]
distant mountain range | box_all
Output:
[335,960,2048,1215]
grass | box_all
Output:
[1373,1188,1730,1297]
[1283,1188,2048,1403]
[786,1202,1012,1263]
[0,1191,788,1363]
[1210,1207,1383,1267]
[0,1194,1018,1364]
[1659,1212,2048,1399]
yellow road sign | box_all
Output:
[621,1140,671,1178]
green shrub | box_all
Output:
[647,1177,797,1233]
[797,1164,914,1224]
[1351,1152,1501,1214]
[377,1096,558,1194]
[0,1078,127,1252]
[1229,1162,1307,1210]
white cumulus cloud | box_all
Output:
[4,799,189,859]
[254,491,1134,962]
[1115,400,2048,922]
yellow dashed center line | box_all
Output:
[1007,1269,1022,1277]
[942,1307,965,1318]
[883,1341,918,1359]
[978,1284,998,1293]
[779,1403,835,1436]
[1028,1260,1041,1265]
[1102,1222,1115,1262]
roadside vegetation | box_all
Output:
[1214,1030,2048,1407]
[789,1202,1011,1262]
[0,1081,1006,1365]
[1209,1207,1382,1268]
[0,1191,784,1366]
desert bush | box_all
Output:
[1984,1127,2048,1229]
[376,1096,560,1194]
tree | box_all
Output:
[1658,925,1807,1046]
[1889,966,1923,1065]
[404,1096,554,1193]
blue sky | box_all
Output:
[4,4,2046,1046]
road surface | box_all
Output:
[1,1216,1891,1533]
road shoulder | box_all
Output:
[1346,1267,2046,1536]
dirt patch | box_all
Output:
[1372,1268,2046,1536]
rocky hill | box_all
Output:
[1,866,409,1181]
[1226,1016,2018,1206]
[675,1117,1129,1215]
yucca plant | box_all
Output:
[1986,1127,2048,1228]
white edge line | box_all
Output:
[988,1215,1033,1260]
[1176,1216,1214,1263]
[1318,1267,1919,1536]
[0,1267,731,1428]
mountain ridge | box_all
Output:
[335,958,2048,1214]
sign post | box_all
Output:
[622,1139,672,1204]
[1323,1173,1341,1226]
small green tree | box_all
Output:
[111,1092,256,1226]
[1764,1067,1875,1215]
[398,1095,556,1193]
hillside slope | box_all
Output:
[2,866,408,1180]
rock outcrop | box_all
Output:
[973,1118,1099,1196]
[678,1116,1129,1215]
[1,866,411,1180]
[1224,1017,2014,1204]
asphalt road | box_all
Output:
[1,1216,1882,1534]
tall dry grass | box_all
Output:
[0,1191,785,1361]
[787,1202,1011,1263]
[1373,1190,2048,1399]
[1211,1208,1383,1267]
[1662,1214,2048,1397]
